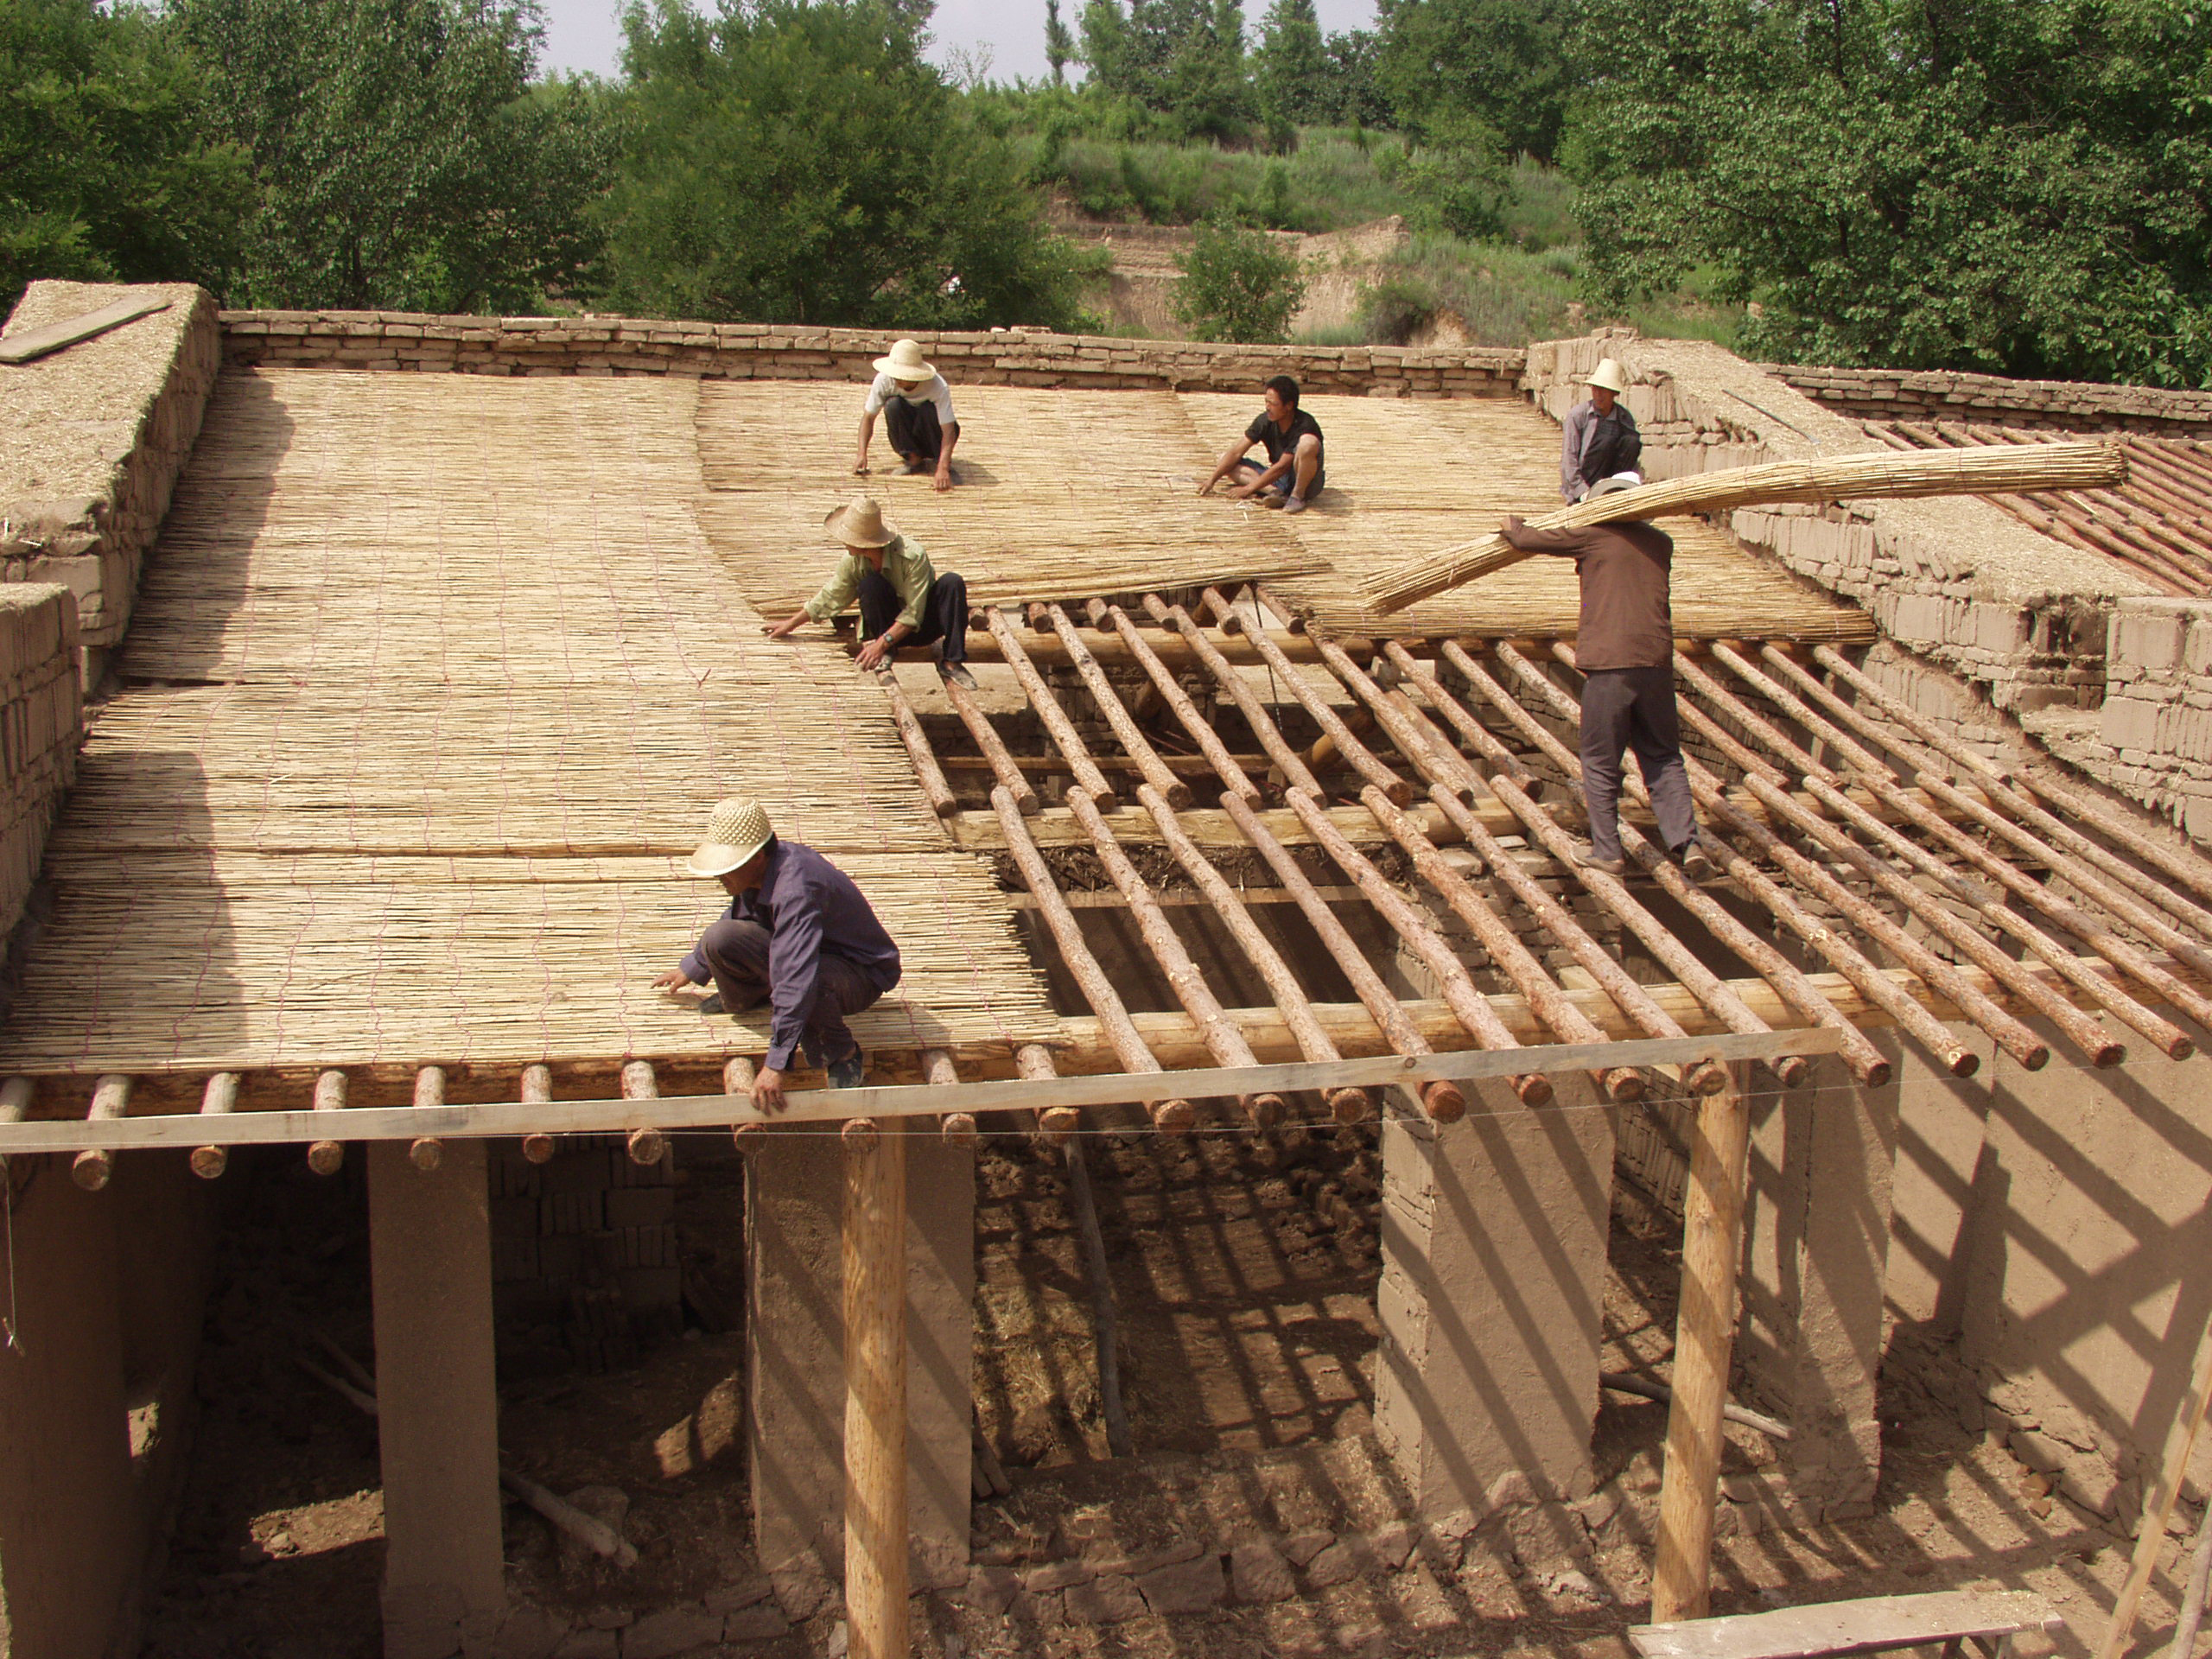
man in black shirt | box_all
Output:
[1200,374,1325,513]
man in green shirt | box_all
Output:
[764,494,976,689]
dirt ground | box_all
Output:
[135,1127,2202,1659]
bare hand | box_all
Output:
[1502,513,1525,534]
[855,635,893,671]
[652,968,696,995]
[1197,477,1217,497]
[932,466,952,493]
[753,1066,789,1116]
[763,616,799,639]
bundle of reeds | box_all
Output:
[1358,442,2130,613]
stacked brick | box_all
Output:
[489,1136,683,1374]
[218,310,1526,397]
[1,282,221,659]
[0,585,80,939]
[2088,598,2212,841]
[1769,363,2212,437]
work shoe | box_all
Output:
[938,660,979,691]
[1678,839,1722,883]
[897,456,927,476]
[696,989,768,1017]
[1573,844,1628,877]
[1282,494,1308,514]
[827,1052,867,1090]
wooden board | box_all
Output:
[1630,1590,2063,1659]
[0,295,171,364]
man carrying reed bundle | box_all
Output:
[765,494,979,690]
[1560,358,1641,504]
[1501,480,1718,880]
[854,337,961,492]
[653,798,903,1111]
[1199,373,1325,514]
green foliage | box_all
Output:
[1377,111,1510,237]
[1567,0,2212,385]
[1,0,248,311]
[176,0,607,311]
[1172,211,1306,340]
[1020,127,1409,229]
[1253,0,1328,140]
[1079,0,1255,140]
[1044,0,1076,84]
[598,0,1091,330]
[1373,0,1574,161]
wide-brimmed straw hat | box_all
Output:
[823,494,898,548]
[685,797,774,878]
[872,338,935,381]
[1590,471,1644,496]
[1586,358,1629,394]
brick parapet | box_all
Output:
[216,311,1529,397]
[1765,363,2212,436]
[0,585,81,939]
[2056,596,2212,842]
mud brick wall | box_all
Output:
[1,282,221,655]
[2075,598,2212,841]
[1769,363,2212,437]
[0,585,81,938]
[489,1137,683,1375]
[217,311,1527,397]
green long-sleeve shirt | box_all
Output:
[803,535,936,632]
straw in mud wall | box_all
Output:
[1359,442,2130,613]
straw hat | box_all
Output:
[823,494,898,548]
[1586,358,1628,393]
[685,797,774,878]
[1590,471,1644,496]
[872,338,935,381]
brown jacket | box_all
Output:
[1500,517,1674,671]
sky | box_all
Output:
[535,0,1382,84]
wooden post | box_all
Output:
[191,1072,239,1179]
[308,1070,347,1175]
[71,1075,131,1191]
[2097,1303,2212,1659]
[520,1065,556,1164]
[843,1116,909,1659]
[410,1066,446,1171]
[621,1061,667,1166]
[1652,1062,1754,1623]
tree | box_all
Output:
[1,0,248,311]
[1253,0,1329,136]
[599,0,1093,330]
[1079,0,1253,139]
[1567,0,2212,385]
[1172,213,1306,340]
[176,0,609,312]
[1373,0,1573,160]
[1044,0,1075,84]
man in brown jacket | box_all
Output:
[1501,482,1718,880]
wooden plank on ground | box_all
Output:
[0,296,171,364]
[1630,1590,2063,1659]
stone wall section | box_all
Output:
[217,310,1525,397]
[1769,363,2212,436]
[1,281,221,658]
[2068,598,2212,842]
[0,584,80,941]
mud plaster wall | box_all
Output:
[1,281,221,654]
[0,583,79,942]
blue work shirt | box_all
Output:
[680,836,903,1071]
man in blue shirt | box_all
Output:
[652,798,903,1113]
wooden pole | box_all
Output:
[2099,1306,2212,1659]
[939,669,1038,817]
[520,1064,556,1164]
[191,1072,240,1179]
[922,1049,978,1146]
[1652,1062,1755,1623]
[621,1061,667,1166]
[409,1066,446,1170]
[874,670,959,819]
[71,1075,131,1190]
[843,1116,909,1659]
[308,1069,347,1175]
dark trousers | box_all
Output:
[885,400,950,462]
[696,917,896,1068]
[1235,454,1326,497]
[1579,664,1698,863]
[858,569,969,664]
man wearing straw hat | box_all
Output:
[1560,358,1642,504]
[855,337,961,492]
[1501,478,1718,882]
[763,494,978,690]
[652,798,903,1111]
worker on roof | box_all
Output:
[1199,373,1325,514]
[1500,477,1719,883]
[854,337,961,492]
[764,494,978,690]
[1560,358,1642,504]
[653,797,903,1113]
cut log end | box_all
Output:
[842,1116,880,1150]
[1420,1079,1467,1122]
[1683,1060,1732,1097]
[1512,1072,1554,1109]
[941,1111,980,1147]
[409,1138,444,1173]
[71,1149,113,1192]
[1149,1098,1196,1135]
[190,1145,229,1180]
[2156,1039,2186,1065]
[2018,1042,2052,1072]
[626,1127,666,1166]
[1326,1086,1374,1124]
[1164,781,1195,811]
[1243,1091,1289,1130]
[1037,1105,1081,1145]
[1601,1066,1646,1103]
[308,1141,345,1177]
[522,1134,556,1164]
[1772,1053,1812,1090]
[1946,1046,1982,1080]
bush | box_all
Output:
[1172,212,1306,341]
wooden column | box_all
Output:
[1652,1063,1754,1623]
[842,1117,909,1659]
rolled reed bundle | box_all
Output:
[1361,442,2129,613]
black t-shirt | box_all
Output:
[1246,408,1325,489]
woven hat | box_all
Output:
[823,494,898,548]
[685,797,774,878]
[872,338,935,381]
[1590,471,1644,496]
[1586,358,1628,394]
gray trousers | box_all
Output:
[1579,664,1698,863]
[697,917,896,1068]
